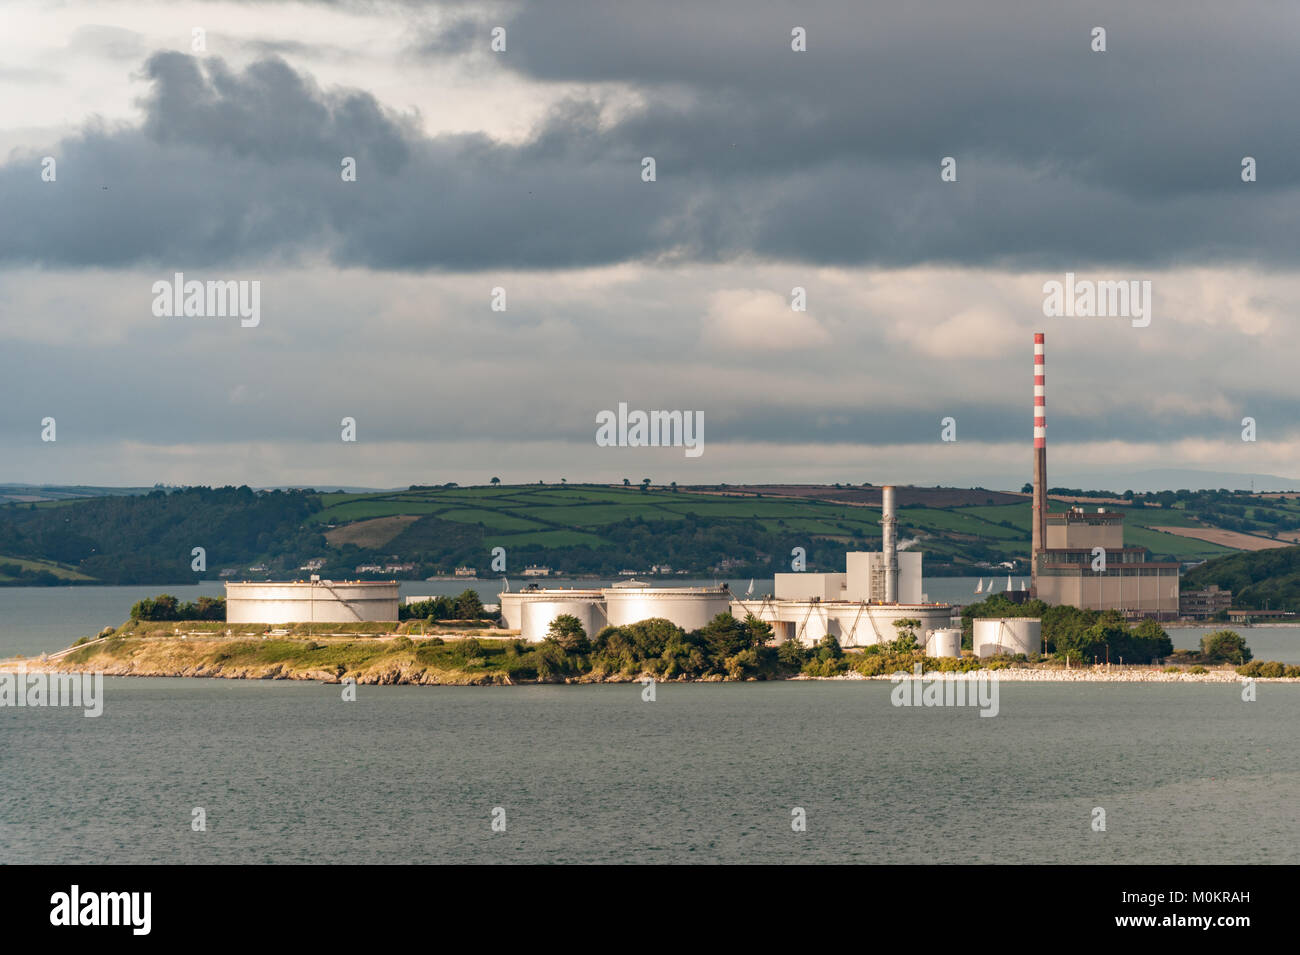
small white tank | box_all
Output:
[925,628,962,658]
[972,618,1041,658]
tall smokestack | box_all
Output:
[1031,333,1046,598]
[882,484,898,603]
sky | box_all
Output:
[2,0,1298,492]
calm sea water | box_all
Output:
[1,679,1296,864]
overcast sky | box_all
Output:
[2,0,1298,491]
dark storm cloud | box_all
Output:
[3,0,1299,271]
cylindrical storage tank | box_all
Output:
[602,586,732,632]
[795,604,834,646]
[499,592,525,630]
[925,628,962,658]
[973,617,1041,658]
[224,580,399,623]
[518,592,606,643]
[829,604,954,648]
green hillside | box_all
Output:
[0,482,1274,585]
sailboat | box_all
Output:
[1007,575,1013,592]
[1020,579,1027,591]
[746,579,754,596]
[975,578,984,594]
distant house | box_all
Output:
[248,564,268,572]
[522,566,552,577]
[454,566,477,577]
[355,564,383,574]
[218,568,239,578]
[298,558,326,571]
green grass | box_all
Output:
[1120,526,1235,558]
[485,530,609,548]
[0,554,96,581]
[436,508,552,531]
[309,500,447,523]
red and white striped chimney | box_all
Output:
[1031,333,1046,597]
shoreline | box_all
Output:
[1,638,1292,686]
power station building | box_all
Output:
[224,579,400,624]
[499,484,960,654]
[1027,333,1180,618]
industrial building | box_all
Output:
[731,486,954,647]
[1179,585,1232,619]
[499,484,961,654]
[224,579,399,624]
[1027,333,1180,619]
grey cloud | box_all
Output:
[3,2,1299,273]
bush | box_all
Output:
[1201,630,1252,664]
[1189,665,1209,674]
[389,636,414,650]
[776,639,807,669]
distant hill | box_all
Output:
[1183,546,1300,611]
[2,481,1283,585]
[0,484,157,504]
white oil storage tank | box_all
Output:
[925,628,962,658]
[517,590,606,643]
[602,584,732,632]
[972,618,1041,658]
[224,580,399,624]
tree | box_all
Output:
[697,612,751,661]
[640,478,651,491]
[1131,618,1173,661]
[623,478,630,487]
[455,588,484,620]
[815,634,843,662]
[1021,482,1033,494]
[742,613,774,647]
[546,614,589,653]
[777,637,807,668]
[490,477,500,486]
[891,617,921,651]
[1201,630,1252,664]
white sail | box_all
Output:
[746,578,754,596]
[975,578,984,593]
[1007,575,1013,591]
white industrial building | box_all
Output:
[728,486,955,650]
[224,580,400,624]
[497,485,962,655]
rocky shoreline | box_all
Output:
[2,639,1293,686]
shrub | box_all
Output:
[1200,630,1252,664]
[1189,665,1209,674]
[389,636,414,650]
[776,639,807,669]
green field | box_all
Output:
[0,554,96,582]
